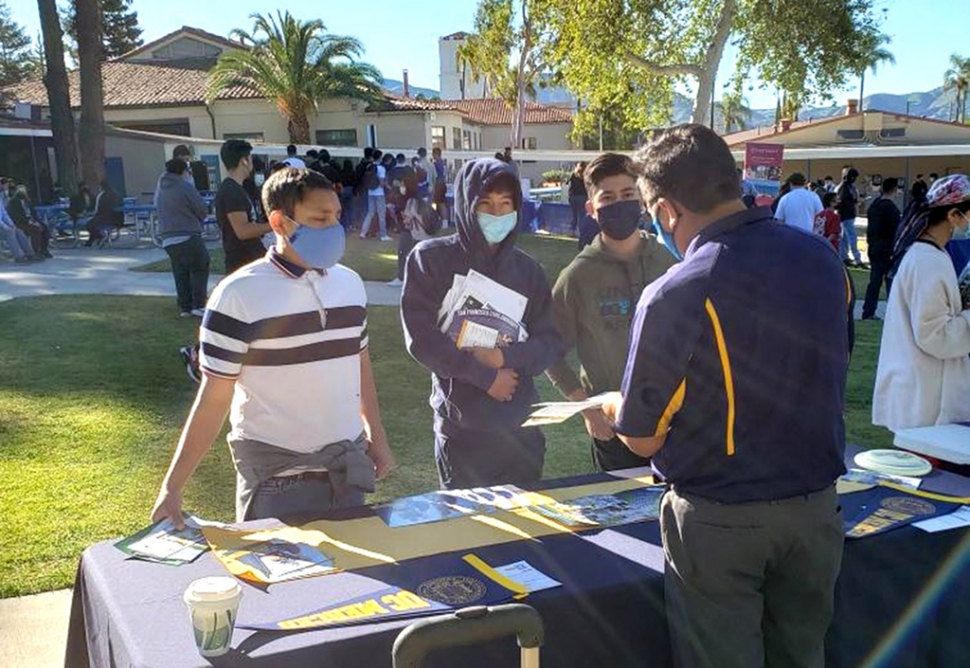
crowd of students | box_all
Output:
[140,124,863,668]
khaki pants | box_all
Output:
[661,485,843,668]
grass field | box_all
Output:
[0,290,891,597]
[133,232,581,284]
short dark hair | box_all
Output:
[822,192,837,208]
[364,147,374,159]
[373,149,383,161]
[916,173,924,179]
[882,177,899,193]
[286,144,297,156]
[319,149,331,162]
[261,168,335,219]
[633,123,740,213]
[172,144,191,159]
[930,173,939,179]
[481,171,521,205]
[396,153,406,163]
[220,139,252,170]
[165,158,188,175]
[306,149,319,159]
[418,147,428,157]
[789,172,807,186]
[824,175,833,181]
[584,152,637,193]
[432,147,441,156]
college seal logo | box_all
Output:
[880,496,936,516]
[417,576,487,605]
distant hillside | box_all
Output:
[383,78,439,99]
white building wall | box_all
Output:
[438,36,487,100]
[480,123,574,151]
[103,106,214,139]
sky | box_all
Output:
[9,0,968,111]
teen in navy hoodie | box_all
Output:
[401,158,562,489]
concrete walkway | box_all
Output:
[0,589,71,668]
[0,246,402,306]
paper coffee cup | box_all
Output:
[183,576,242,657]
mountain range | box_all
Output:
[381,79,962,128]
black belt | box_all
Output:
[271,470,330,482]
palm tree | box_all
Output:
[944,54,970,124]
[715,92,751,133]
[207,12,383,144]
[856,34,895,112]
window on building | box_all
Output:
[520,137,538,150]
[315,129,358,146]
[113,120,191,136]
[432,126,446,150]
[462,129,472,150]
[223,132,265,142]
[453,127,462,150]
[836,129,864,140]
[880,127,906,138]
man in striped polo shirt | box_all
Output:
[151,169,394,525]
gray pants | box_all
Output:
[247,473,366,521]
[661,485,843,668]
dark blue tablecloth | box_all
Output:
[66,451,970,667]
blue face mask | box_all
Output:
[287,220,346,270]
[652,218,682,261]
[478,211,518,245]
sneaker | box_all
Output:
[178,345,202,384]
[179,311,193,318]
[380,235,392,242]
[14,257,30,264]
[359,234,367,240]
[386,278,403,287]
[190,308,205,318]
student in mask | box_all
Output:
[215,140,272,275]
[151,168,394,526]
[873,173,970,430]
[546,153,675,471]
[401,158,563,489]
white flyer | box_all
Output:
[494,560,561,593]
[913,506,970,533]
[521,395,611,427]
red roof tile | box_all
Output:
[4,60,260,108]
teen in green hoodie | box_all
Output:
[546,153,676,470]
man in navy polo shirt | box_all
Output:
[603,124,850,668]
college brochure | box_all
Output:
[438,270,529,349]
[115,515,215,565]
[521,395,611,427]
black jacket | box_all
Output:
[866,196,901,261]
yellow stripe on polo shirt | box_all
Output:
[654,379,686,437]
[704,298,736,456]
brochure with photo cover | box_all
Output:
[446,307,526,349]
[521,395,610,428]
[524,487,664,529]
[115,515,213,565]
[216,538,335,584]
[376,485,529,527]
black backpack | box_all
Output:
[362,162,380,190]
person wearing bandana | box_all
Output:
[546,153,675,471]
[151,168,395,527]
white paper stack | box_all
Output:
[438,270,529,349]
[892,424,970,465]
[853,449,933,477]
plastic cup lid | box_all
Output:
[184,577,241,604]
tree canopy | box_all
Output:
[207,11,383,144]
[62,0,143,62]
[0,0,35,88]
[540,0,887,136]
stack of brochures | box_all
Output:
[438,269,529,349]
[115,515,216,565]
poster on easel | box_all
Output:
[744,143,785,205]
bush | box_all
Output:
[542,169,571,184]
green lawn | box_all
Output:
[0,293,892,597]
[133,232,581,283]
